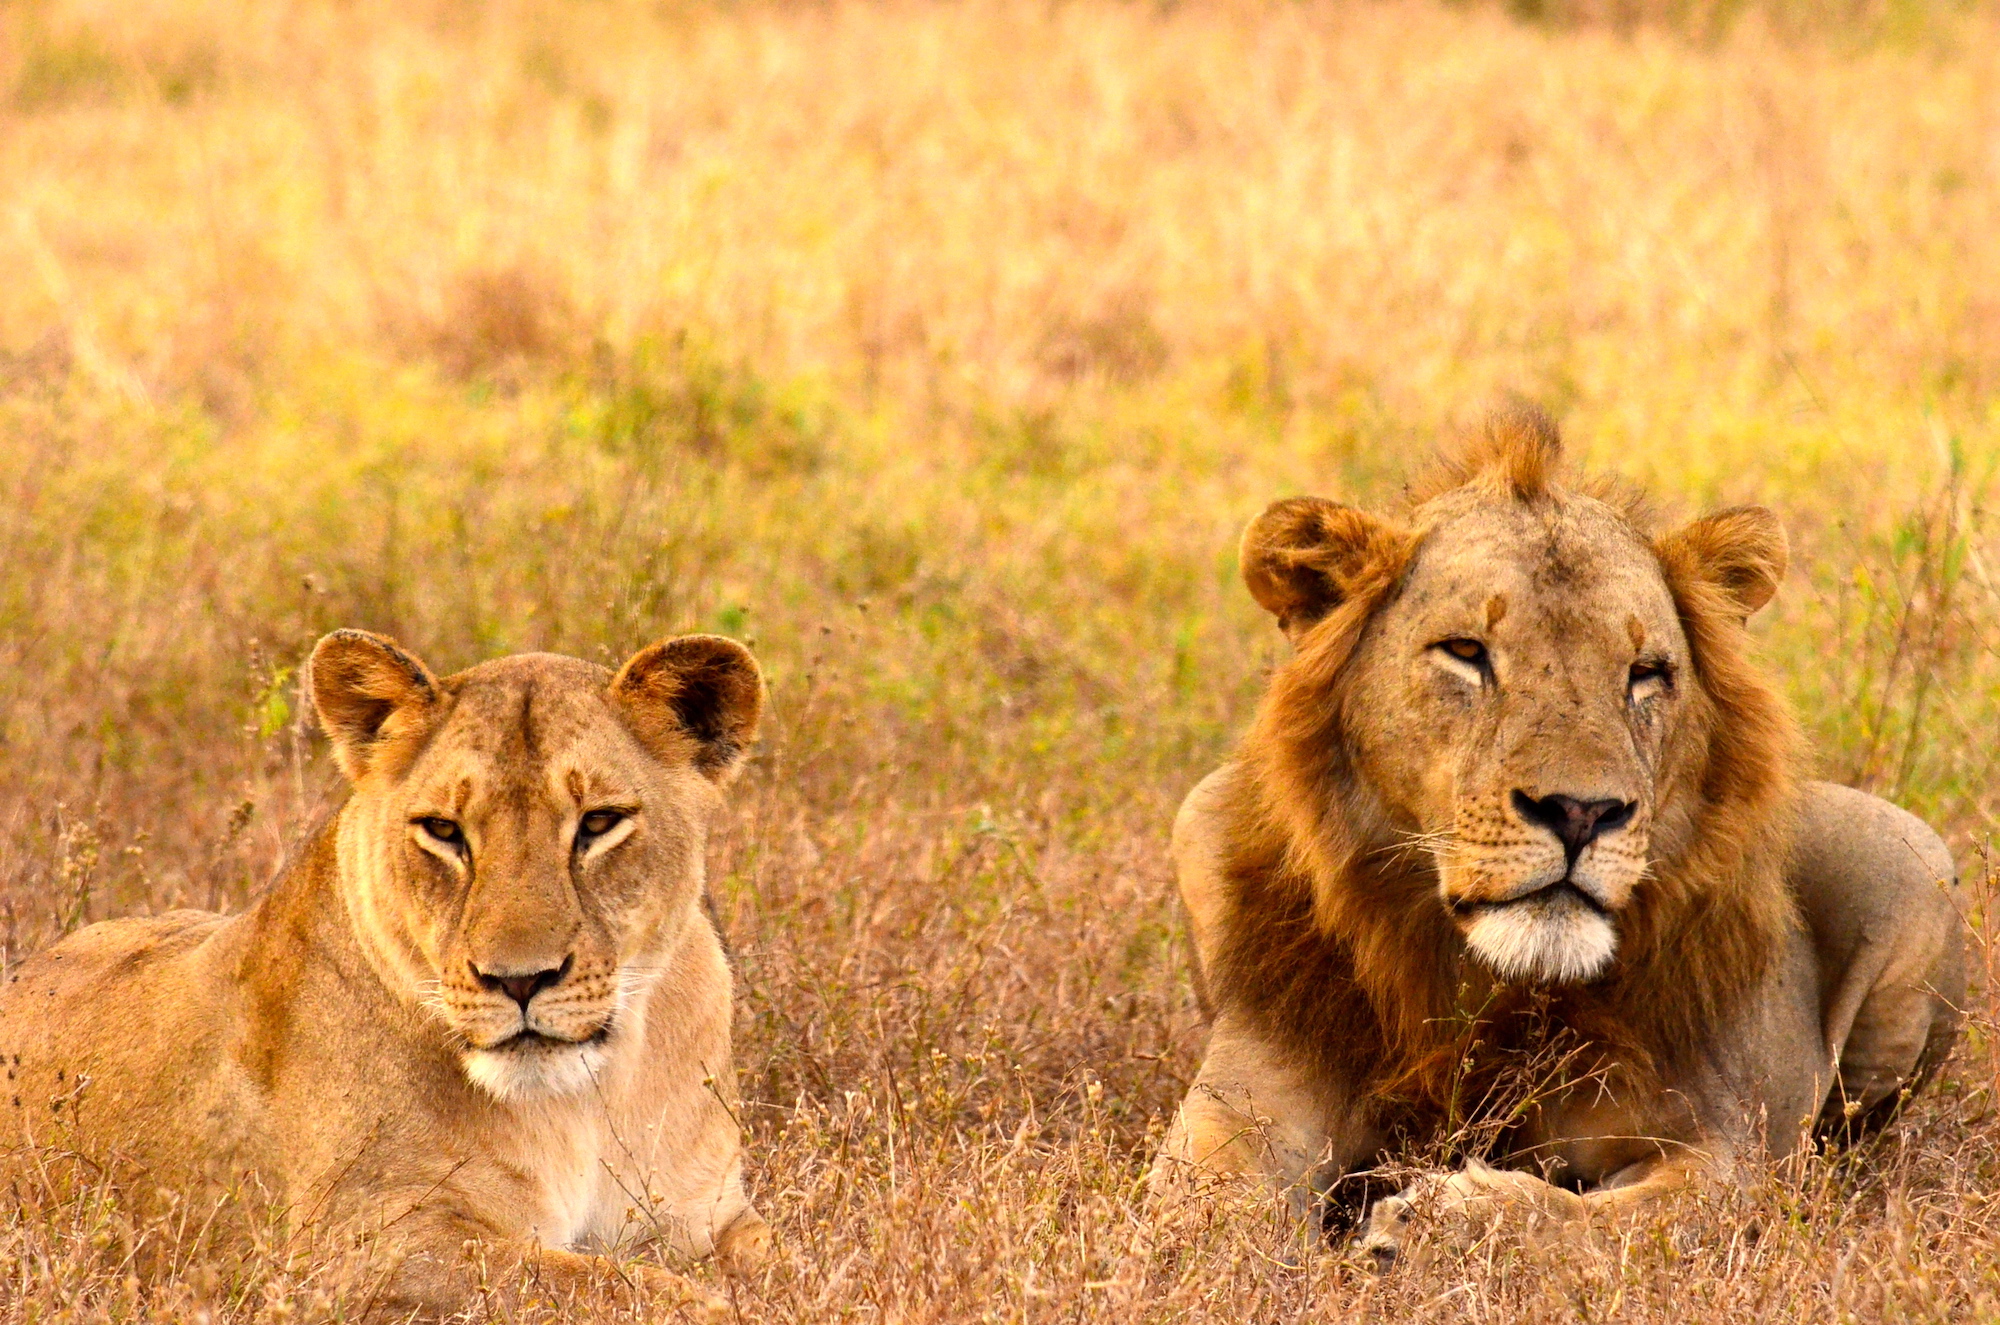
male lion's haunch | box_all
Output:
[1150,408,1967,1261]
[0,631,772,1318]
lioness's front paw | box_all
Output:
[714,1208,772,1275]
[630,1262,729,1315]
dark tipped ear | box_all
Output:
[1656,505,1788,620]
[307,629,440,780]
[610,635,763,783]
[1240,497,1411,638]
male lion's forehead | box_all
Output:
[1401,497,1679,639]
[1422,492,1647,565]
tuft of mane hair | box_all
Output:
[1407,401,1564,505]
[1406,401,1649,523]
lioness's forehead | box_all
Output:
[405,654,648,799]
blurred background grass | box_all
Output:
[0,0,1996,1319]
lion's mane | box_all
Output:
[1205,415,1802,1122]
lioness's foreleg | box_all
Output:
[711,1204,772,1272]
[513,1244,724,1313]
[350,1215,727,1319]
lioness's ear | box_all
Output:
[1656,505,1788,620]
[611,635,763,783]
[307,629,440,780]
[1241,496,1411,638]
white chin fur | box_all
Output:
[1462,900,1617,985]
[463,1039,607,1101]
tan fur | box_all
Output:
[0,631,772,1317]
[1152,408,1967,1262]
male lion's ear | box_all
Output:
[1241,496,1410,638]
[610,635,763,782]
[1656,505,1789,620]
[307,629,440,780]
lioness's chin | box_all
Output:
[1461,896,1617,985]
[463,1038,609,1102]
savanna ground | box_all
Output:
[2,0,1998,1319]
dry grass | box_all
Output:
[1,0,1997,1319]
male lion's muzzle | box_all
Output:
[1439,788,1648,986]
[1510,791,1634,866]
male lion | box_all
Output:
[0,630,770,1316]
[1150,408,1966,1263]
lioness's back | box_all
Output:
[2,908,231,1055]
[0,909,274,1192]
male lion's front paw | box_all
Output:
[1357,1161,1581,1269]
[1356,1187,1418,1271]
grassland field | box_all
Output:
[1,0,1997,1319]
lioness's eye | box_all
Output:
[416,817,464,846]
[1435,638,1489,666]
[578,809,626,841]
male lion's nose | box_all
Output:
[1511,791,1635,862]
[472,954,573,1011]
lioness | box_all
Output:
[1151,408,1966,1262]
[0,630,770,1315]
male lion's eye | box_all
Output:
[1434,638,1489,668]
[1629,659,1673,694]
[577,809,626,842]
[416,817,464,847]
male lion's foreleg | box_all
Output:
[1145,1085,1307,1250]
[1145,1017,1359,1230]
[1357,1151,1706,1268]
[1119,1025,1367,1301]
[1152,1088,1277,1192]
[1113,1086,1337,1304]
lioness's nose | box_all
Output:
[472,954,573,1011]
[1511,791,1634,860]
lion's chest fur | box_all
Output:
[482,1095,622,1248]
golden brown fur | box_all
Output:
[0,631,772,1317]
[1152,408,1966,1261]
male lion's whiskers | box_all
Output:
[1376,828,1459,868]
